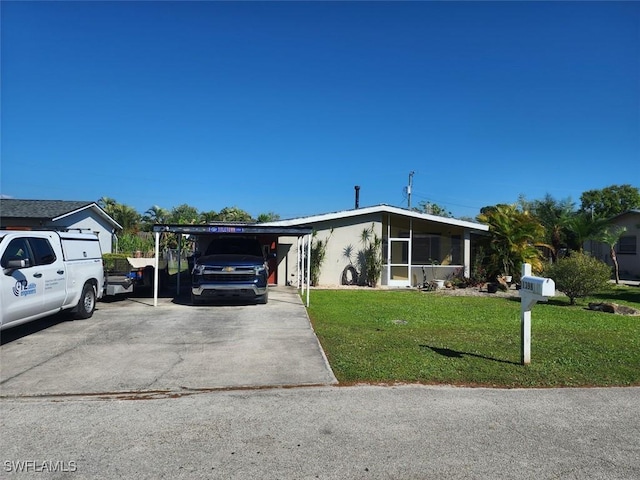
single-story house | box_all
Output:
[263,204,489,288]
[0,199,121,254]
[586,209,640,280]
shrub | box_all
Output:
[359,224,382,287]
[117,232,155,256]
[543,251,611,305]
[310,231,331,286]
[102,253,131,273]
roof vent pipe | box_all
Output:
[354,185,360,209]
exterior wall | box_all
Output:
[277,212,383,287]
[588,212,640,280]
[273,210,484,288]
[275,236,299,286]
[49,212,115,254]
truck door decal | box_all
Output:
[12,279,36,297]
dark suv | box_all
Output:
[191,236,270,305]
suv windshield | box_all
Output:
[204,237,263,257]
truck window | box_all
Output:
[29,237,57,265]
[1,238,33,268]
[205,237,263,257]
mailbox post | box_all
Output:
[519,263,555,365]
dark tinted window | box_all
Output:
[205,237,263,257]
[30,237,57,265]
[1,238,33,268]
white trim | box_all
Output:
[306,234,311,307]
[263,204,488,231]
[52,203,123,230]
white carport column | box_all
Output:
[298,236,303,292]
[463,230,471,278]
[153,231,160,307]
[306,233,311,307]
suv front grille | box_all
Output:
[202,273,256,283]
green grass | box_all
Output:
[306,286,640,388]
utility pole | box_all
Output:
[407,171,415,209]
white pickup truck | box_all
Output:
[0,230,105,331]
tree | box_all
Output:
[98,197,140,234]
[142,205,170,231]
[544,251,611,305]
[565,212,607,252]
[595,226,627,284]
[580,184,640,219]
[529,194,575,262]
[112,204,142,233]
[257,212,281,223]
[168,204,199,224]
[215,206,253,222]
[414,201,453,218]
[198,210,219,224]
[98,196,118,215]
[477,204,547,279]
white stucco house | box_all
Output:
[264,204,489,288]
[0,199,121,254]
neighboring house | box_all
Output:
[0,199,121,254]
[264,204,489,288]
[587,209,640,280]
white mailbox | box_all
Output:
[520,276,555,298]
[518,264,555,365]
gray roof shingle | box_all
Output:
[0,199,98,219]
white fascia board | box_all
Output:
[263,204,489,231]
[52,203,123,231]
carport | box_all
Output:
[150,223,314,307]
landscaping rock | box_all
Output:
[588,302,640,316]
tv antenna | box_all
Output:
[407,171,415,208]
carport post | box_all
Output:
[306,234,311,307]
[297,236,302,292]
[153,231,160,307]
[176,233,182,297]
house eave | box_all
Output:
[262,204,489,232]
[52,203,123,231]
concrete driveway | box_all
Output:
[0,287,337,397]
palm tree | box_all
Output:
[530,195,575,262]
[97,196,118,218]
[566,213,607,252]
[477,204,547,279]
[142,205,170,231]
[216,206,253,222]
[257,212,281,223]
[198,210,219,224]
[596,226,627,284]
[113,204,142,234]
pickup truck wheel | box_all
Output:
[75,283,96,319]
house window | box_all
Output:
[451,235,462,264]
[617,236,637,255]
[412,234,441,264]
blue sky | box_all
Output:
[2,1,638,220]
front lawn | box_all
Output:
[306,286,640,388]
